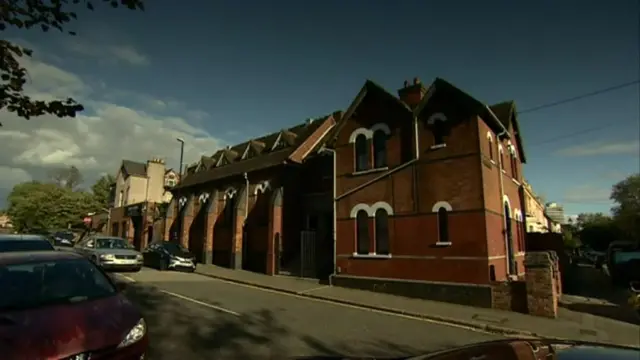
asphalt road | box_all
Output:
[113,268,502,359]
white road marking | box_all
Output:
[158,289,241,317]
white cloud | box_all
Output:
[556,140,640,157]
[0,51,224,197]
[64,39,149,66]
[563,184,612,204]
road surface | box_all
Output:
[114,268,502,359]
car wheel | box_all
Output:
[159,258,169,271]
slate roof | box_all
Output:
[175,114,334,189]
[121,160,147,177]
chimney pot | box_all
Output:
[413,77,421,85]
[306,117,314,125]
[403,80,409,88]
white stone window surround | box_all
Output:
[427,112,448,150]
[432,201,453,246]
[349,201,394,258]
[348,123,392,174]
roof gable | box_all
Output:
[119,160,147,179]
[329,80,413,145]
[489,101,527,163]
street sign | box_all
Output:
[83,217,92,224]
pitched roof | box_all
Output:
[489,101,527,163]
[328,80,413,144]
[121,160,146,177]
[174,114,335,189]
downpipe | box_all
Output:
[319,147,337,286]
[496,130,512,277]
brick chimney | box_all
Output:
[397,77,427,109]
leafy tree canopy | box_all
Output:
[0,0,144,125]
[91,174,115,210]
[611,173,640,242]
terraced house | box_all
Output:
[167,77,528,307]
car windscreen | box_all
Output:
[53,232,75,240]
[162,242,188,254]
[96,238,131,249]
[0,258,117,311]
[0,240,54,252]
[613,251,640,264]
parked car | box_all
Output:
[0,234,55,252]
[143,241,196,272]
[605,241,640,286]
[50,230,76,247]
[0,251,148,359]
[74,235,143,272]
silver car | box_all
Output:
[74,235,143,272]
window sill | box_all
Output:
[435,242,452,247]
[351,167,388,176]
[490,159,496,165]
[512,178,521,185]
[501,169,506,174]
[429,144,447,150]
[352,253,392,259]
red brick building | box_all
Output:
[329,78,527,307]
[166,114,340,276]
[166,77,527,307]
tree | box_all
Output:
[0,0,144,125]
[611,173,640,243]
[6,181,99,232]
[574,212,621,251]
[91,174,115,209]
[49,165,83,190]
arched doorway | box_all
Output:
[504,201,515,275]
[212,189,236,267]
[189,200,206,263]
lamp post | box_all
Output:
[175,137,185,244]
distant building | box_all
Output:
[0,214,13,229]
[109,158,178,250]
[522,181,548,233]
[545,202,566,225]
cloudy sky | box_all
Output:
[1,0,639,217]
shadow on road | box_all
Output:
[122,283,429,359]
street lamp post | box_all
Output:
[177,137,185,178]
[175,137,185,244]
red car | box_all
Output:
[0,251,148,359]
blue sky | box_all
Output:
[3,0,639,216]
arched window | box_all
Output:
[437,207,450,244]
[510,152,518,179]
[504,202,515,275]
[487,135,494,161]
[354,134,370,172]
[374,209,389,255]
[356,210,370,255]
[222,196,237,226]
[499,149,505,171]
[372,130,388,169]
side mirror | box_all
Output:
[630,281,640,293]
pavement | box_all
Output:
[114,268,503,359]
[113,265,640,359]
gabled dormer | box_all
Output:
[271,130,297,151]
[216,147,238,167]
[241,140,266,160]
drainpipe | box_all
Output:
[413,115,420,160]
[318,147,337,286]
[496,130,511,277]
[243,172,249,221]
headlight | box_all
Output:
[100,254,116,261]
[118,318,146,348]
[136,254,143,260]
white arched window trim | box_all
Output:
[486,131,493,141]
[502,195,512,216]
[370,123,391,136]
[350,202,394,258]
[498,144,504,153]
[431,201,453,212]
[513,208,523,222]
[427,112,448,125]
[348,128,372,143]
[253,180,271,195]
[224,188,237,200]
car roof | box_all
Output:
[0,234,49,241]
[0,250,83,266]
